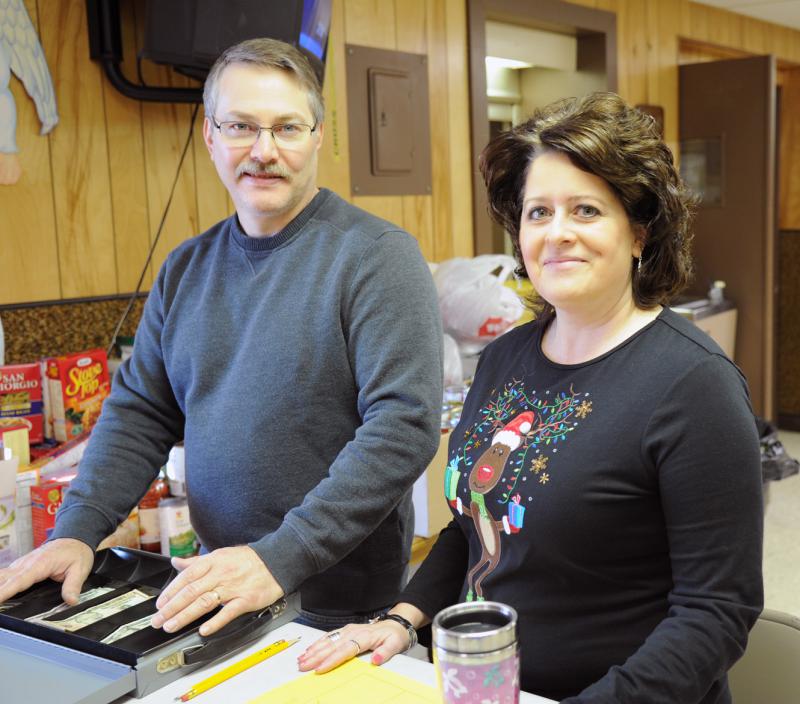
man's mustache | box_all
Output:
[236,161,291,179]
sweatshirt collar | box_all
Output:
[229,188,331,251]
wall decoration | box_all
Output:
[0,0,58,185]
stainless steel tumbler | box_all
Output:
[432,601,520,704]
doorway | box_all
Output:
[467,0,617,254]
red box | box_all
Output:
[0,363,44,444]
[30,475,75,548]
[46,350,110,443]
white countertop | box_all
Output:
[117,622,555,703]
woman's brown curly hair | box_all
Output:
[479,92,696,315]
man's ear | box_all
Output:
[203,117,214,158]
[314,121,324,153]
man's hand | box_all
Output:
[151,546,284,636]
[0,538,94,605]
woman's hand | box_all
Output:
[297,619,410,673]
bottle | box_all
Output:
[708,280,726,306]
[138,471,170,552]
[159,496,198,558]
[432,601,520,704]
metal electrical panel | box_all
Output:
[346,44,432,196]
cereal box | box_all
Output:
[47,350,110,443]
[0,363,44,445]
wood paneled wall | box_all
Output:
[0,0,472,305]
[567,0,800,154]
[3,0,800,305]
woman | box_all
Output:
[298,92,763,704]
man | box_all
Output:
[0,39,443,637]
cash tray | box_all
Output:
[0,546,298,703]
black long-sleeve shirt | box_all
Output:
[402,308,763,703]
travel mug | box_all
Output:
[432,601,519,704]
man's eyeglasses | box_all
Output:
[211,118,317,148]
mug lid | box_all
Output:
[432,601,517,654]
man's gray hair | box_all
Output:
[203,38,324,126]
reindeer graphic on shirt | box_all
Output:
[446,383,593,601]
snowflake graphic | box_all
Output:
[531,455,548,474]
[441,667,468,698]
[539,472,550,485]
[483,665,505,687]
[575,400,593,419]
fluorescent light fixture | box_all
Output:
[485,56,533,70]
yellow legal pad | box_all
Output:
[247,657,440,703]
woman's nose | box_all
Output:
[545,212,575,243]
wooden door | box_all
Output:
[679,56,777,419]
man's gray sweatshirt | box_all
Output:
[52,189,444,612]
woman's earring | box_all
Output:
[637,254,643,273]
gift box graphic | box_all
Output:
[444,465,461,506]
[507,498,525,532]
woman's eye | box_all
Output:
[577,205,599,217]
[528,206,549,220]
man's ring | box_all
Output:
[209,590,221,604]
[349,639,361,655]
[327,631,341,642]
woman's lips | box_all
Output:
[543,257,584,267]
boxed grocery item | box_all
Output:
[46,349,110,443]
[30,473,76,548]
[0,362,44,445]
[0,422,30,465]
[29,471,140,550]
[0,448,20,567]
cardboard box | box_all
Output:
[0,362,44,445]
[412,430,453,537]
[29,474,75,548]
[46,350,110,443]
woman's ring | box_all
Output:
[349,639,361,655]
[327,630,342,642]
[209,590,221,604]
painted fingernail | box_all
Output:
[372,654,383,665]
[164,620,176,632]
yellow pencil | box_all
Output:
[175,636,302,701]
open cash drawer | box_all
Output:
[0,547,297,703]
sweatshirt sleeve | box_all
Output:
[50,265,185,548]
[250,230,444,594]
[563,355,764,704]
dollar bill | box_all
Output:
[34,588,154,632]
[25,586,116,622]
[100,613,154,644]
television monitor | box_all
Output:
[142,0,332,84]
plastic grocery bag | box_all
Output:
[443,333,464,386]
[433,255,525,354]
